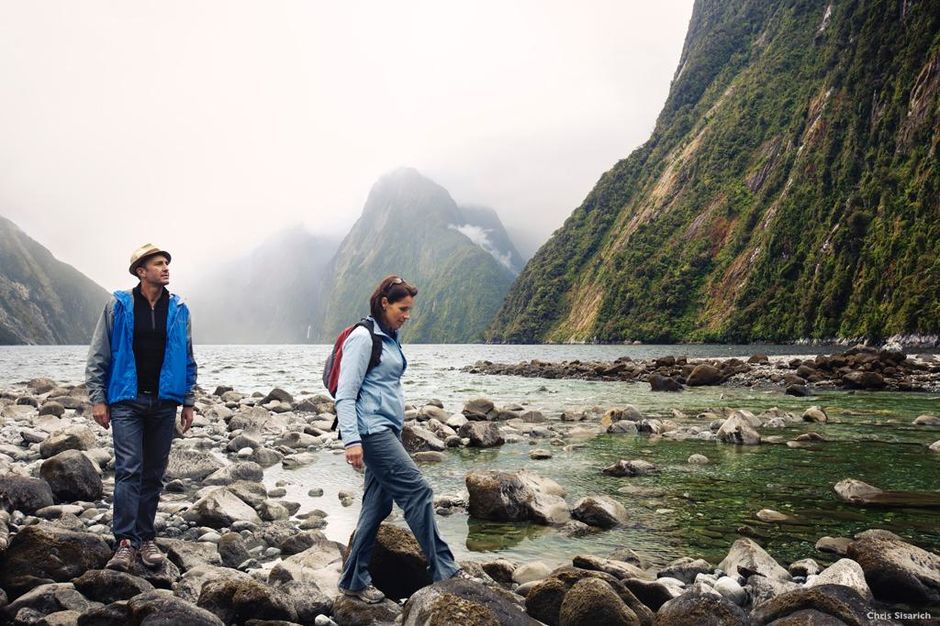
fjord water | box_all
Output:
[2,344,938,569]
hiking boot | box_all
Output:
[139,540,165,568]
[106,539,136,572]
[339,584,385,604]
[451,569,483,584]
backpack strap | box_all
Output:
[357,318,383,371]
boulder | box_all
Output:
[802,406,828,423]
[833,478,940,507]
[620,578,680,611]
[183,487,262,528]
[39,426,97,459]
[458,421,505,448]
[655,589,749,626]
[842,371,885,389]
[173,564,253,604]
[273,431,319,449]
[559,578,640,626]
[601,459,657,477]
[658,557,712,585]
[28,378,57,394]
[607,421,639,434]
[203,462,264,486]
[750,584,885,626]
[466,470,569,525]
[349,524,431,600]
[73,569,155,603]
[513,561,553,584]
[846,529,940,605]
[0,524,111,595]
[524,567,654,626]
[688,454,709,465]
[401,577,538,626]
[261,388,294,404]
[218,532,252,568]
[686,364,721,386]
[128,590,225,625]
[165,447,225,481]
[401,424,446,453]
[38,401,65,417]
[718,538,790,582]
[913,414,940,426]
[805,558,872,599]
[930,440,940,453]
[197,577,297,624]
[648,374,682,392]
[0,475,54,514]
[40,450,103,502]
[332,594,401,626]
[755,508,793,523]
[3,582,99,619]
[462,398,497,421]
[155,538,222,571]
[716,413,761,445]
[570,496,628,529]
[571,555,649,582]
[815,536,853,556]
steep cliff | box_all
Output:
[488,0,939,343]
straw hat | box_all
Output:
[128,243,171,276]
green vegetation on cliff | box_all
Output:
[488,0,939,343]
[0,215,110,344]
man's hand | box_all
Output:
[345,444,364,470]
[180,406,194,433]
[92,403,110,429]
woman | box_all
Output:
[336,275,471,603]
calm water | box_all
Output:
[2,344,939,570]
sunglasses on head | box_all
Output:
[385,277,405,292]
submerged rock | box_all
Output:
[570,496,628,529]
[466,470,569,525]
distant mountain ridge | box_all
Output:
[488,0,939,343]
[0,215,110,344]
[319,168,518,343]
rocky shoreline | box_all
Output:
[463,344,940,394]
[0,377,938,625]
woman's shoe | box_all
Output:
[339,584,386,604]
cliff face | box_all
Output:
[0,215,110,344]
[488,0,939,343]
[320,168,517,343]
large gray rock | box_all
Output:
[73,569,155,603]
[458,421,505,448]
[332,594,401,626]
[559,577,641,626]
[656,588,749,626]
[846,529,940,605]
[716,412,761,445]
[347,523,431,600]
[0,474,54,514]
[39,426,96,458]
[466,470,569,525]
[462,398,497,421]
[3,582,99,619]
[401,424,446,453]
[202,462,264,486]
[524,567,654,626]
[0,524,111,595]
[172,564,253,604]
[717,538,790,582]
[40,450,103,502]
[128,590,224,625]
[165,447,225,481]
[805,558,872,599]
[182,487,262,528]
[217,532,251,568]
[750,584,891,625]
[570,496,628,529]
[686,364,722,386]
[402,577,538,626]
[197,577,297,624]
[155,538,222,571]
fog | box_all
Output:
[0,0,694,292]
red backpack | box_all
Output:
[323,319,383,433]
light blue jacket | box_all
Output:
[85,289,197,406]
[335,316,407,447]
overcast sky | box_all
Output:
[0,1,694,291]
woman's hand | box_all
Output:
[345,444,364,470]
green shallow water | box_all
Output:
[267,384,940,571]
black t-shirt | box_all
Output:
[132,285,169,395]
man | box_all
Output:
[86,243,197,571]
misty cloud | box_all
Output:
[449,224,515,272]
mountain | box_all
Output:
[0,215,110,344]
[186,227,338,343]
[319,168,518,343]
[488,0,939,343]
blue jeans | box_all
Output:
[339,429,459,591]
[110,393,177,546]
